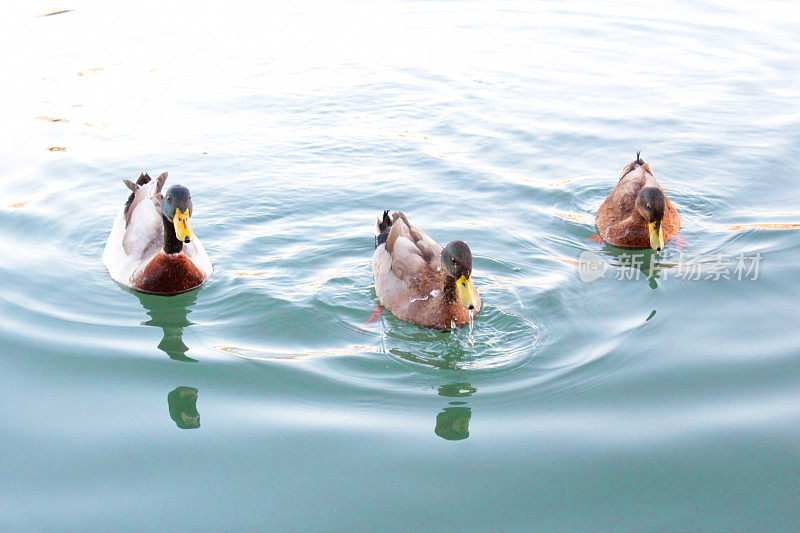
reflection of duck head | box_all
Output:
[600,248,662,289]
[435,383,476,441]
[167,386,200,429]
[134,290,198,362]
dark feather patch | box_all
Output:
[123,173,152,225]
[375,209,392,248]
[136,173,152,186]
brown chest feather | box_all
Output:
[133,252,206,295]
[395,292,481,329]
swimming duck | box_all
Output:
[372,211,481,329]
[103,172,212,295]
[596,153,681,251]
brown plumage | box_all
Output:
[372,211,481,329]
[131,252,206,295]
[596,154,681,249]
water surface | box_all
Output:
[2,1,800,530]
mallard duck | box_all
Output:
[103,172,212,295]
[596,153,681,251]
[372,211,481,329]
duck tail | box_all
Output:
[154,171,168,194]
[122,173,153,215]
[375,209,392,248]
[136,172,152,186]
[122,173,151,192]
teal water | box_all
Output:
[2,1,800,530]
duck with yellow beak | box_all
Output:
[103,172,212,295]
[372,211,481,329]
[596,153,681,251]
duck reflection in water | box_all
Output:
[133,289,198,362]
[435,383,476,441]
[167,386,200,429]
[601,248,663,289]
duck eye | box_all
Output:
[167,197,173,203]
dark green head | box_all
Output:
[440,241,478,310]
[635,187,665,223]
[635,187,666,251]
[161,185,194,243]
[161,185,192,219]
[441,241,472,279]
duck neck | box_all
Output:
[442,275,457,303]
[162,215,183,255]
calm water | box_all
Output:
[2,1,799,530]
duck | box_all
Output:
[596,153,681,251]
[372,211,481,329]
[103,172,212,295]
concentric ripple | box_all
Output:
[380,304,541,372]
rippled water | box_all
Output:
[2,1,800,529]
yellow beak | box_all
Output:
[648,221,664,251]
[456,275,478,310]
[173,208,194,243]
